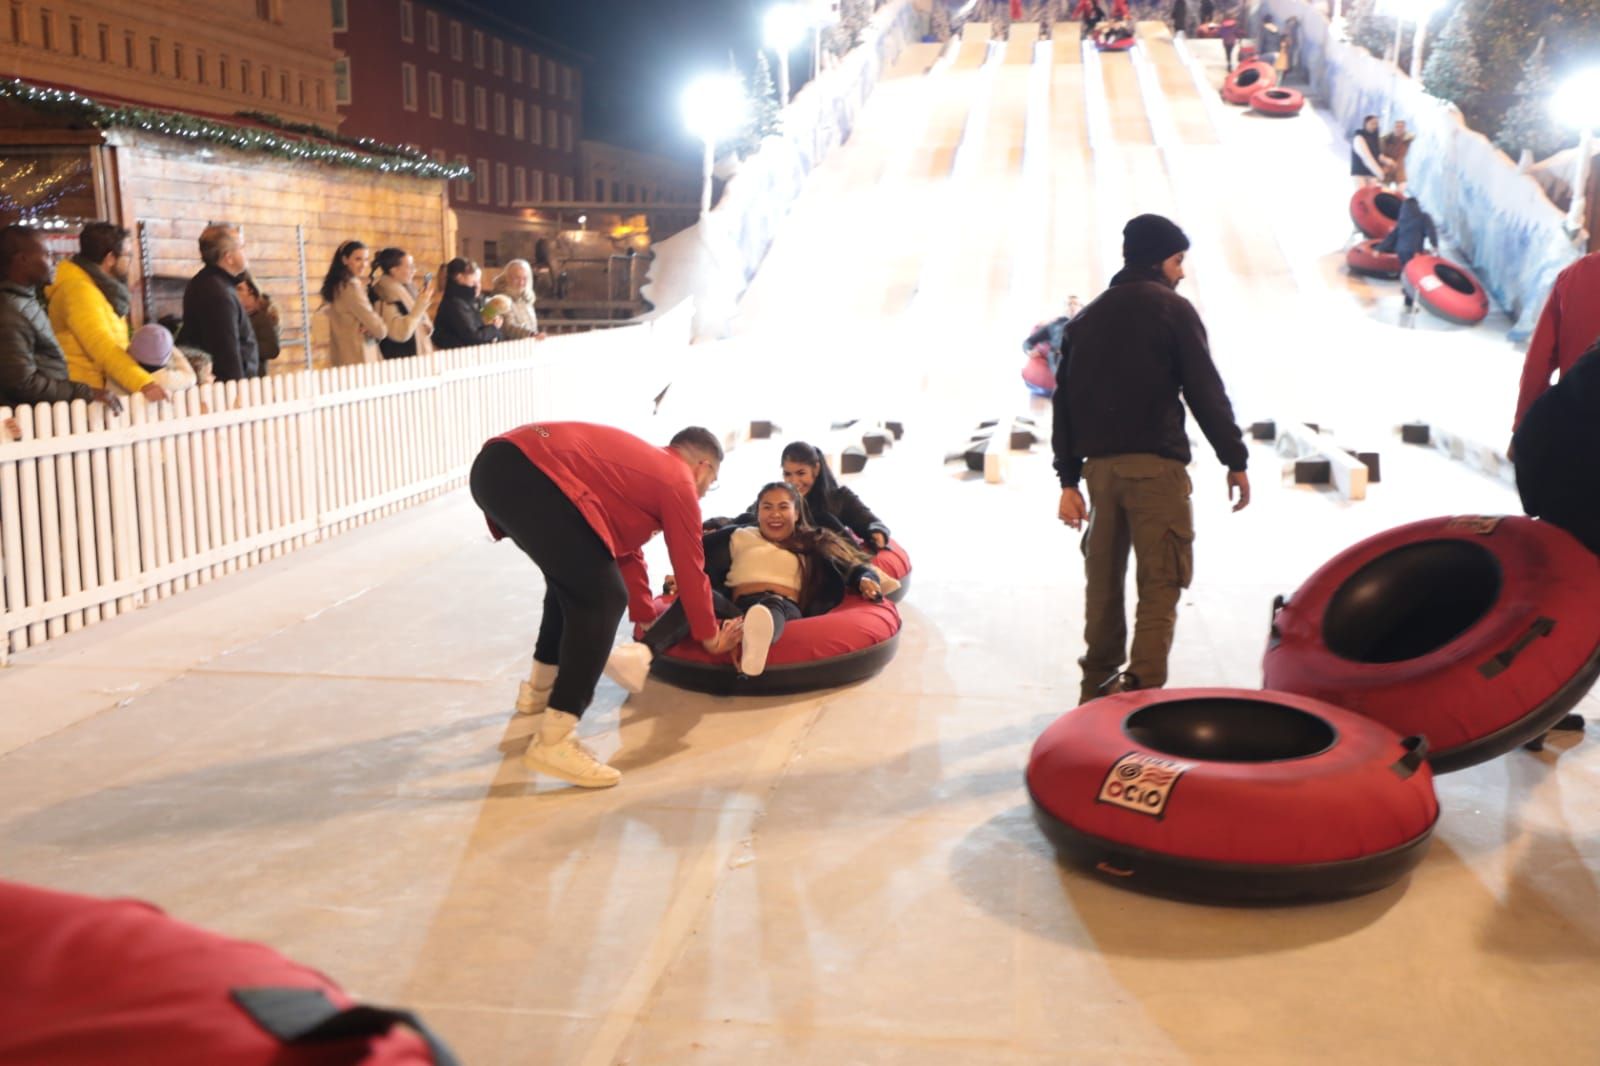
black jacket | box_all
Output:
[1052,266,1248,487]
[730,483,889,546]
[700,523,879,617]
[177,264,259,382]
[1513,341,1600,553]
[432,282,502,350]
[0,281,95,406]
[1376,201,1438,260]
[1351,128,1383,177]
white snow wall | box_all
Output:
[1263,0,1580,340]
[642,0,922,339]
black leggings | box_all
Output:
[470,440,627,718]
[641,591,803,657]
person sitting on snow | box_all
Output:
[1376,197,1438,312]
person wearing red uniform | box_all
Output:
[470,422,741,787]
[1514,251,1600,433]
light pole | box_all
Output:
[1553,68,1600,238]
[1381,0,1440,78]
[765,4,809,105]
[809,0,838,80]
[682,73,748,215]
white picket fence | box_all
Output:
[0,306,692,662]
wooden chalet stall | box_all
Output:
[0,78,458,366]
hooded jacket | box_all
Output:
[47,258,153,393]
[1052,265,1248,487]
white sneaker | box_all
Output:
[603,643,653,694]
[515,661,558,716]
[740,604,775,677]
[523,710,621,788]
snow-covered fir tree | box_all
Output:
[1421,0,1483,107]
[1496,39,1567,161]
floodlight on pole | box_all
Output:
[683,73,748,215]
[765,3,809,105]
[1381,0,1441,77]
[1553,67,1600,237]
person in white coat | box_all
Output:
[320,240,387,366]
[369,247,436,359]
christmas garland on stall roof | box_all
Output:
[0,78,469,180]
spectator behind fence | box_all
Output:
[491,259,543,340]
[0,226,121,413]
[321,240,388,367]
[235,272,280,373]
[157,313,215,387]
[432,257,503,350]
[177,224,259,382]
[124,324,197,394]
[369,247,435,359]
[48,222,166,404]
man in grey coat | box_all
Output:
[0,225,120,413]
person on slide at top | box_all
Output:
[606,481,892,682]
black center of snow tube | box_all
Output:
[1434,264,1476,295]
[1123,698,1337,762]
[1265,89,1289,100]
[1375,192,1403,221]
[1323,540,1502,664]
[1237,68,1262,87]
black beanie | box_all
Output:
[1122,214,1191,268]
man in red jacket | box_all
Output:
[1514,251,1600,433]
[470,422,741,788]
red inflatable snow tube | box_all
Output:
[1346,238,1402,278]
[1402,254,1490,325]
[1221,61,1276,105]
[0,879,451,1066]
[1096,33,1135,51]
[1349,186,1402,238]
[1027,689,1439,903]
[1263,516,1600,772]
[647,592,901,696]
[1022,351,1056,397]
[1250,86,1304,116]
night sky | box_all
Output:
[490,0,782,162]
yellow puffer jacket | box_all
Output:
[47,258,153,393]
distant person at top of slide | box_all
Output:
[1513,250,1600,433]
[1075,0,1106,33]
[1351,115,1392,188]
[469,422,742,789]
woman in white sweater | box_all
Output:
[369,246,436,358]
[320,240,388,366]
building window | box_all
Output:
[8,4,24,46]
[471,29,484,68]
[594,179,605,201]
[424,10,438,51]
[331,0,348,31]
[512,99,523,139]
[315,79,324,109]
[449,21,461,60]
[173,43,184,79]
[280,70,289,100]
[530,169,541,203]
[564,115,573,152]
[546,109,557,147]
[611,181,620,202]
[564,67,574,100]
[496,162,508,206]
[148,36,160,74]
[530,104,542,144]
[124,32,135,68]
[68,16,82,57]
[97,22,109,61]
[492,39,503,76]
[196,49,207,84]
[299,77,307,105]
[546,172,559,201]
[427,72,442,118]
[476,158,490,204]
[333,58,351,105]
[241,59,252,93]
[451,79,465,124]
[494,92,505,135]
[401,63,417,110]
[626,183,636,203]
[511,46,522,83]
[454,153,470,201]
[545,59,556,94]
[399,0,413,42]
[256,0,282,20]
[515,166,526,203]
[529,54,539,89]
[38,8,53,50]
[474,86,486,130]
[564,177,574,200]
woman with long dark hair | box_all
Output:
[320,240,387,366]
[778,440,892,550]
[431,256,504,350]
[369,246,436,358]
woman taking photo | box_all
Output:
[369,247,436,359]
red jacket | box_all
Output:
[1516,252,1600,429]
[490,422,719,641]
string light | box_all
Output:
[0,77,471,180]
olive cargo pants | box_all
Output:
[1078,455,1195,703]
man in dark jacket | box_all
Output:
[0,225,120,412]
[1054,214,1251,703]
[177,223,259,382]
[1376,196,1438,311]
